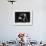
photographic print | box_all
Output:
[15,11,33,26]
[15,12,30,23]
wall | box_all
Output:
[0,0,46,41]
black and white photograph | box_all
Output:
[15,12,30,23]
[15,11,33,26]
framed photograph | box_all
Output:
[14,10,33,26]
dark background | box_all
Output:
[15,12,30,23]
